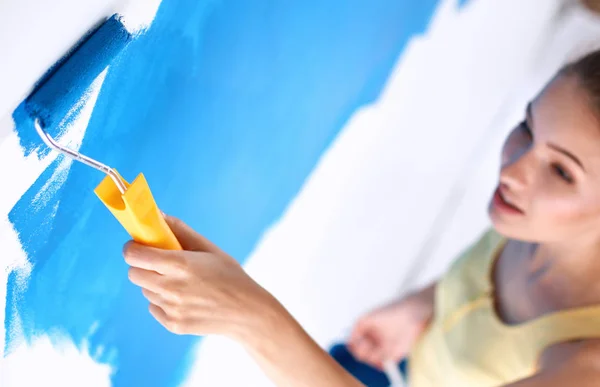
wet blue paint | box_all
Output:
[7,1,440,385]
[18,15,131,157]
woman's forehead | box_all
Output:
[533,76,600,171]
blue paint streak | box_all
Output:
[17,15,131,157]
[7,1,439,385]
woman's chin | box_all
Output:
[488,204,523,239]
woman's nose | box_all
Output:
[500,150,533,192]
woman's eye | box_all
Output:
[552,164,573,183]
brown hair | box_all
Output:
[561,50,600,118]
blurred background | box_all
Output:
[2,0,600,386]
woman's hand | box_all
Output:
[347,284,435,369]
[123,215,273,339]
[123,214,366,386]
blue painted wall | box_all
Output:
[6,0,447,385]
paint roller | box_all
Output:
[21,14,182,250]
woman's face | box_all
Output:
[489,74,600,244]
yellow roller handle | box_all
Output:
[94,171,182,250]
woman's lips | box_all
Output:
[492,186,525,215]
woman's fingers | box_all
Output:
[364,347,384,369]
[142,288,168,308]
[149,303,190,335]
[384,339,409,363]
[123,241,182,275]
[148,304,178,333]
[352,337,380,364]
[163,214,222,253]
[348,323,387,369]
[348,318,370,351]
[128,267,165,293]
[122,216,261,338]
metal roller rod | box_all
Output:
[34,119,127,194]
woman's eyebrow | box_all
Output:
[527,103,586,172]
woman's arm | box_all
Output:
[238,295,365,387]
[123,215,364,387]
[240,279,437,386]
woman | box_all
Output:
[123,50,600,386]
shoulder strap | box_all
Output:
[524,306,600,352]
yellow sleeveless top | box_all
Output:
[408,229,600,386]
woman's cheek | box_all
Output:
[535,189,581,224]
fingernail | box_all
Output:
[122,240,135,257]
